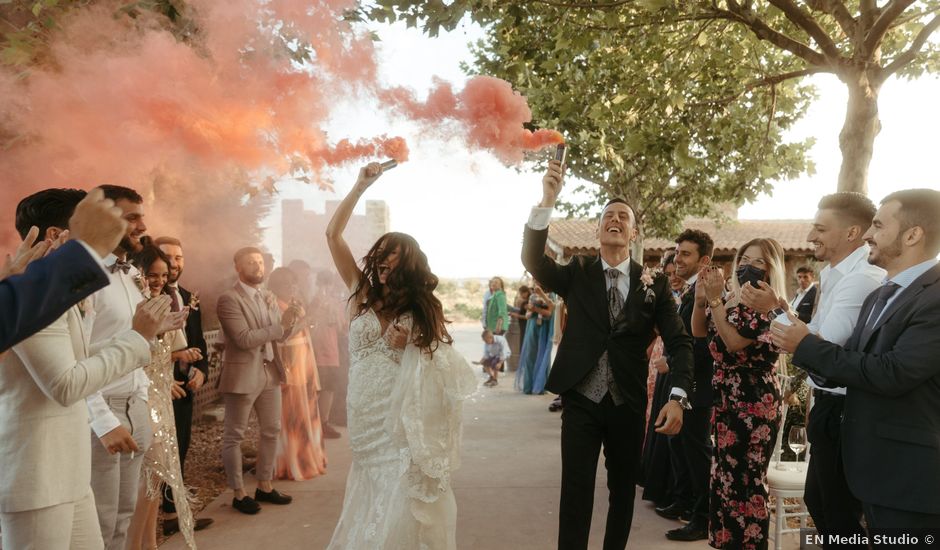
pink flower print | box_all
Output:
[750,424,771,444]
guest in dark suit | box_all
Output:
[663,229,715,542]
[155,236,213,535]
[2,188,127,352]
[522,159,693,550]
[791,266,818,323]
[772,188,940,529]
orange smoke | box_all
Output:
[380,76,564,164]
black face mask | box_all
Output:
[736,264,767,288]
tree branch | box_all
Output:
[526,0,635,8]
[805,0,857,38]
[689,67,828,107]
[766,0,841,59]
[865,0,917,52]
[879,12,940,79]
[722,1,829,66]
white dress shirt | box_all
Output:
[806,245,885,395]
[84,254,150,437]
[528,206,687,400]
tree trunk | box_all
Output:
[631,226,645,265]
[837,69,882,195]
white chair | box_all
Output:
[767,366,813,550]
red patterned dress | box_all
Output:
[706,303,782,549]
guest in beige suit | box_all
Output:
[217,247,301,514]
[0,188,174,550]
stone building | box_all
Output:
[281,198,390,272]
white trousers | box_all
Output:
[0,489,103,550]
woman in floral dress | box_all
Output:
[692,238,788,550]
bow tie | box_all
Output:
[109,260,132,274]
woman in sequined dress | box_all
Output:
[127,246,197,550]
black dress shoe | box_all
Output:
[232,496,261,515]
[255,488,293,505]
[655,502,692,521]
[666,522,708,541]
[163,516,214,535]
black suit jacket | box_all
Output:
[793,284,817,324]
[676,282,714,408]
[522,226,693,415]
[793,263,940,514]
[174,285,209,394]
[1,240,108,352]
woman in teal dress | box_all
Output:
[514,282,555,395]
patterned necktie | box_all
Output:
[109,259,131,274]
[858,282,901,345]
[169,288,181,312]
[607,268,624,323]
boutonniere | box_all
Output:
[640,268,657,304]
[263,290,276,309]
[188,291,200,312]
[132,273,149,298]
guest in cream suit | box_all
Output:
[217,247,301,514]
[0,189,172,550]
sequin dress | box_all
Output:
[142,330,196,549]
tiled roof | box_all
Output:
[548,218,814,257]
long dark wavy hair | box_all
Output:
[350,232,452,354]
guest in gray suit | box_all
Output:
[217,247,302,514]
[772,188,940,529]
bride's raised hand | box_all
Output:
[354,162,384,194]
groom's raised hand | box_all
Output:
[540,159,565,208]
[654,400,683,435]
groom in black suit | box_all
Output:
[522,160,693,550]
[772,188,940,529]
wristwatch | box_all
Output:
[707,296,723,309]
[669,394,692,410]
[768,307,787,320]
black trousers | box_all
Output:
[804,392,863,544]
[864,502,940,529]
[559,392,645,550]
[669,404,712,526]
[162,391,194,513]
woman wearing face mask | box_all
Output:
[691,238,787,550]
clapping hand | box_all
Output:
[701,266,725,302]
[741,280,782,315]
[770,311,811,353]
[1,226,68,280]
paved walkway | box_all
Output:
[163,325,800,549]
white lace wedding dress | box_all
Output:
[326,309,477,550]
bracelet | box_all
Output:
[708,297,723,309]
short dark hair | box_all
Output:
[796,266,815,276]
[99,184,143,204]
[817,192,876,231]
[600,197,637,223]
[14,188,87,240]
[233,246,264,263]
[518,285,530,295]
[881,188,940,254]
[481,329,493,339]
[675,228,715,257]
[154,236,182,248]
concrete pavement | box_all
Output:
[163,324,799,549]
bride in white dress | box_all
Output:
[324,162,477,550]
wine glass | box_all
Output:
[788,426,807,467]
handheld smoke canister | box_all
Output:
[380,159,398,171]
[554,143,567,166]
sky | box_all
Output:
[264,19,940,279]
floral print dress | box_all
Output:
[706,303,782,550]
